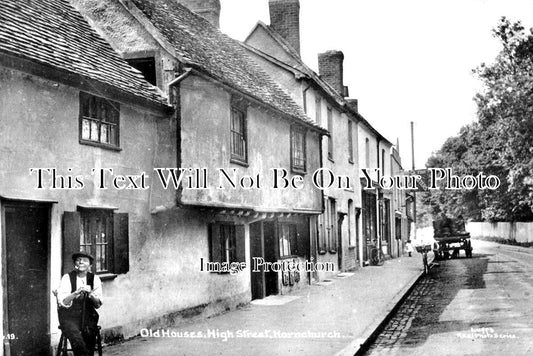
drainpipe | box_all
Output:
[376,138,382,251]
[167,68,193,207]
[302,81,312,114]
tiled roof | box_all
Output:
[128,0,322,131]
[246,22,392,144]
[0,0,167,107]
[253,22,346,106]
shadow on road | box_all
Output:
[386,252,492,349]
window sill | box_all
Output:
[348,159,354,165]
[80,139,122,151]
[318,249,327,255]
[328,157,334,163]
[98,273,118,281]
[328,249,337,254]
[230,157,248,167]
[348,246,356,250]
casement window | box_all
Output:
[319,198,337,254]
[315,97,322,124]
[62,210,129,276]
[327,107,333,160]
[291,125,306,173]
[348,120,354,163]
[365,138,370,167]
[362,191,377,242]
[318,213,327,254]
[279,223,299,257]
[230,97,248,165]
[79,92,120,149]
[327,198,337,253]
[209,223,245,265]
[381,148,386,175]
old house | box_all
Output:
[390,145,410,257]
[1,0,327,353]
[244,0,360,276]
[0,1,172,354]
[243,0,408,269]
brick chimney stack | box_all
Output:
[269,0,301,55]
[177,0,221,27]
[318,50,345,97]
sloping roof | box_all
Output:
[246,22,346,106]
[128,0,323,131]
[0,0,167,107]
[245,21,392,145]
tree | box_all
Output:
[422,17,533,222]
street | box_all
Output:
[365,239,533,356]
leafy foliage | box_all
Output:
[422,17,533,222]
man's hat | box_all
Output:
[72,252,94,263]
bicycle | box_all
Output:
[370,245,385,266]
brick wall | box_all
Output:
[318,50,344,96]
[269,0,300,55]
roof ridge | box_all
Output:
[127,0,323,131]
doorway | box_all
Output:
[3,201,50,355]
[250,221,278,299]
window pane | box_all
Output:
[90,121,99,141]
[100,123,109,144]
[109,125,116,145]
[280,224,290,256]
[89,96,97,118]
[291,128,305,170]
[79,93,120,148]
[230,108,246,160]
[82,119,90,140]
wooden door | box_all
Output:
[3,202,50,355]
[250,222,265,300]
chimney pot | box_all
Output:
[269,0,301,55]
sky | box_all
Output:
[219,0,533,170]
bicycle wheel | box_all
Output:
[370,248,385,266]
[376,249,385,266]
[370,248,378,266]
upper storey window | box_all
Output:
[230,96,248,165]
[80,92,120,150]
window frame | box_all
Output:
[348,119,354,164]
[279,222,299,258]
[62,209,129,278]
[230,98,248,166]
[315,97,322,125]
[327,107,333,161]
[290,125,307,174]
[79,92,121,150]
[208,222,245,268]
[79,209,114,274]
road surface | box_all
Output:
[365,239,533,356]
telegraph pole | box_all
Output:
[411,121,417,240]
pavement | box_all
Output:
[104,254,431,356]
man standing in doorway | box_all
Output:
[57,252,103,356]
